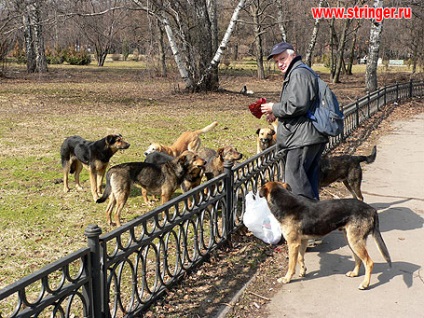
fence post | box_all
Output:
[396,81,399,101]
[224,161,235,238]
[367,91,371,118]
[85,224,105,318]
[355,98,360,128]
[409,79,413,98]
[384,85,387,106]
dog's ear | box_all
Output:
[105,135,115,146]
[178,154,188,165]
[282,182,291,191]
[217,147,225,159]
[256,128,261,135]
[259,185,268,198]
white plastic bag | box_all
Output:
[243,191,282,245]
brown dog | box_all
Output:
[144,151,206,193]
[256,127,276,153]
[97,151,205,226]
[60,134,130,201]
[259,181,391,290]
[198,146,243,180]
[320,146,377,200]
[144,121,218,157]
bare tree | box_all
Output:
[345,21,361,75]
[132,0,245,92]
[332,18,351,83]
[305,0,324,67]
[274,0,287,41]
[245,0,273,79]
[70,0,127,66]
[19,0,48,73]
[365,0,384,92]
[405,1,424,73]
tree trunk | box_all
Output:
[157,19,167,77]
[329,18,336,80]
[196,0,246,89]
[207,0,219,88]
[96,50,108,67]
[161,14,193,89]
[275,0,287,41]
[365,0,384,92]
[333,18,351,83]
[346,23,360,75]
[23,13,36,73]
[251,1,265,79]
[193,0,215,91]
[31,1,47,73]
[305,0,323,67]
[23,0,47,73]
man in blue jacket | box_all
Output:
[261,42,328,200]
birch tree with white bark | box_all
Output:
[18,0,48,73]
[305,0,324,67]
[365,0,384,92]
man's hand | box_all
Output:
[261,102,274,114]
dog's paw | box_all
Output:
[345,271,359,277]
[358,283,369,290]
[76,185,84,191]
[299,268,307,277]
[277,277,291,284]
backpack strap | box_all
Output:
[293,64,320,121]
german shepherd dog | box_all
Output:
[259,181,391,290]
[60,134,130,201]
[320,146,377,201]
[97,151,206,226]
[144,121,218,157]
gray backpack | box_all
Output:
[295,64,344,137]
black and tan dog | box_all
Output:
[60,134,130,201]
[259,181,391,290]
[256,127,276,154]
[198,146,243,180]
[97,151,205,226]
[320,146,377,201]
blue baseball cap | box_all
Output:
[267,42,294,60]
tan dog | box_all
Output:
[144,121,218,157]
[259,181,391,290]
[198,146,243,180]
[256,127,276,153]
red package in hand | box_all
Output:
[248,97,267,119]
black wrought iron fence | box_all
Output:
[0,80,422,317]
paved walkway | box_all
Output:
[264,113,424,318]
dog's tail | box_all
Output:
[96,171,112,204]
[357,146,377,164]
[373,213,392,267]
[197,121,218,134]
